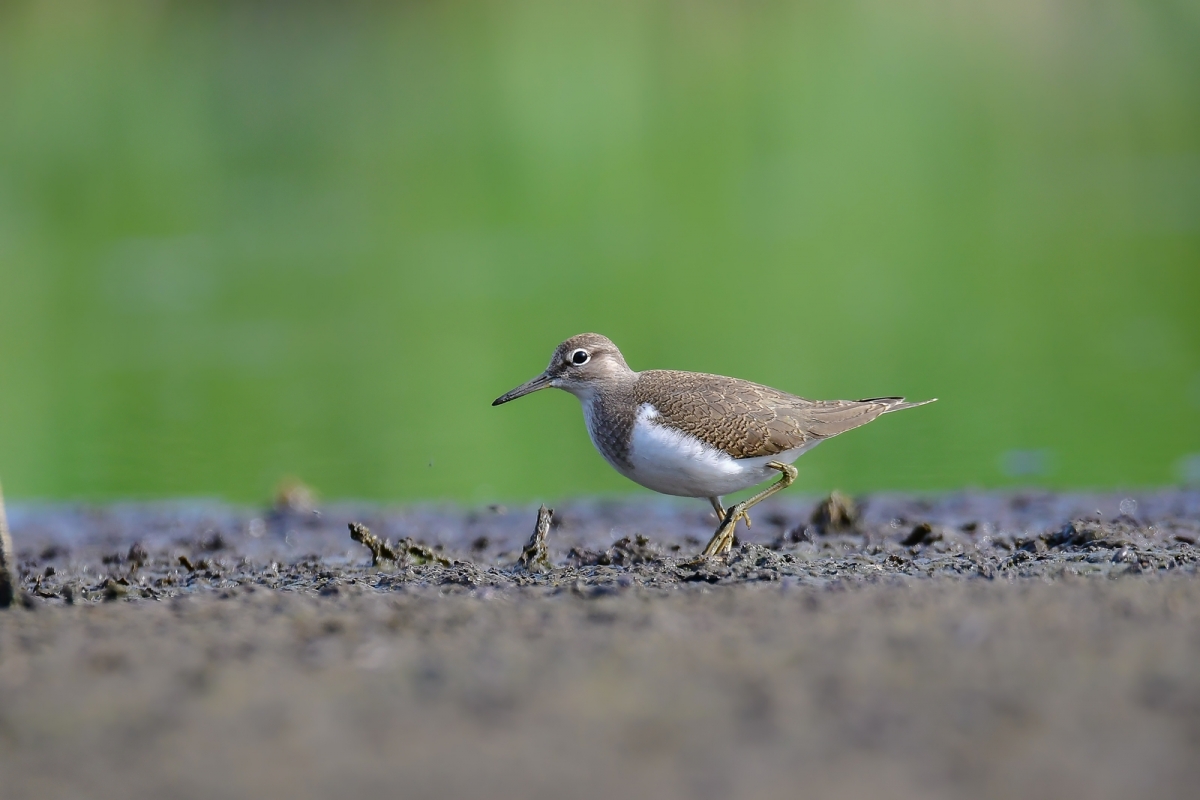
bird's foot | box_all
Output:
[701,503,749,558]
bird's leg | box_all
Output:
[708,496,753,529]
[701,461,797,558]
[708,496,725,521]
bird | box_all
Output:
[493,333,935,557]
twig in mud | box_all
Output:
[348,522,454,568]
[398,538,452,567]
[517,505,554,573]
[0,480,16,608]
[349,522,399,567]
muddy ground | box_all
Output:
[1,490,1199,799]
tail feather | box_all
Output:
[861,396,937,413]
[795,396,935,439]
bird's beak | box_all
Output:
[492,372,553,406]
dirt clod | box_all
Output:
[902,522,940,546]
[102,578,128,601]
[810,490,857,533]
[517,505,554,572]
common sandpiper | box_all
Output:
[493,333,935,557]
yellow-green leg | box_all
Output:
[709,496,754,530]
[701,461,798,558]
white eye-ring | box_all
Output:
[570,349,590,365]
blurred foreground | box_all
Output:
[1,490,1198,798]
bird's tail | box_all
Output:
[860,396,938,413]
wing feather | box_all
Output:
[634,371,931,459]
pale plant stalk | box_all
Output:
[0,480,15,607]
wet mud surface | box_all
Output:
[2,490,1199,798]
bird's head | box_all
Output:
[492,333,631,405]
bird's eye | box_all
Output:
[570,349,590,365]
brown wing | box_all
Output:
[634,371,931,459]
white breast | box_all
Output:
[617,403,818,499]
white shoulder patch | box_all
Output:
[636,402,661,422]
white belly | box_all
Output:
[616,403,818,498]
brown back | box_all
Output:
[634,370,926,459]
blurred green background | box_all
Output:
[0,0,1197,503]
